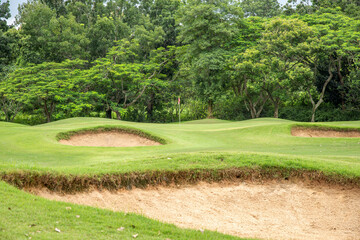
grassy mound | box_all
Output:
[0,117,359,239]
[56,125,167,144]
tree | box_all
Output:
[88,39,175,120]
[234,48,269,118]
[312,0,360,18]
[282,0,314,16]
[40,0,67,16]
[257,17,314,118]
[87,15,128,60]
[6,60,96,122]
[149,0,180,47]
[177,0,243,116]
[17,2,89,64]
[301,11,360,121]
[240,0,281,18]
[0,71,22,121]
[283,0,360,17]
[0,0,13,74]
[133,16,165,60]
[0,0,10,31]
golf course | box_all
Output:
[1,117,360,240]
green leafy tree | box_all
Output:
[133,16,165,60]
[282,0,314,15]
[301,12,360,121]
[0,0,10,31]
[234,48,269,118]
[312,0,360,18]
[177,0,243,116]
[17,2,89,64]
[5,60,96,122]
[0,71,22,121]
[255,17,314,118]
[0,0,13,74]
[88,39,175,119]
[40,0,67,16]
[240,0,281,18]
[149,0,180,47]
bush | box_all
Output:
[12,113,47,125]
[279,104,360,122]
[213,95,251,120]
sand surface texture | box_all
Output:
[33,182,360,240]
[292,128,360,138]
[59,131,161,147]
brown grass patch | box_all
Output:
[2,167,360,193]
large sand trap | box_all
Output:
[32,182,360,240]
[292,127,360,138]
[59,131,161,147]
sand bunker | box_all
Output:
[33,182,360,240]
[59,131,161,147]
[292,127,360,138]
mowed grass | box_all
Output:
[0,117,359,240]
[0,117,359,176]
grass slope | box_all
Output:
[0,117,359,176]
[1,117,359,239]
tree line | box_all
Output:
[0,0,359,124]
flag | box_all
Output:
[178,97,180,105]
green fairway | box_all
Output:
[0,117,359,176]
[1,117,359,240]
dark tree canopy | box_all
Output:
[0,0,359,124]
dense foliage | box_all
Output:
[0,0,359,124]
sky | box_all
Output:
[5,0,292,25]
[6,0,27,25]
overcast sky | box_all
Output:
[6,0,292,25]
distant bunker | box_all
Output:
[57,127,163,147]
[291,126,360,138]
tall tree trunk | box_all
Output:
[106,109,112,119]
[207,100,213,118]
[146,93,155,122]
[336,58,346,110]
[247,101,256,119]
[311,106,316,122]
[273,101,279,118]
[307,62,334,122]
[255,93,269,118]
[265,89,280,119]
[43,100,51,123]
[115,110,121,120]
[245,93,268,119]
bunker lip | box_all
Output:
[30,181,360,240]
[291,126,360,138]
[59,131,161,147]
[3,167,360,194]
[56,125,165,147]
